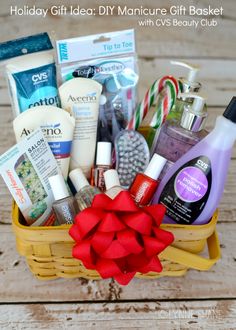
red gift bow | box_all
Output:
[69,191,174,285]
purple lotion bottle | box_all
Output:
[152,97,236,225]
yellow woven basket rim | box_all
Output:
[12,202,218,231]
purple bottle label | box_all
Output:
[174,167,208,203]
[159,156,212,224]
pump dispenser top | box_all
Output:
[167,61,204,124]
[170,61,202,93]
[171,60,201,93]
[180,93,207,132]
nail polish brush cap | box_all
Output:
[223,97,236,123]
[96,142,112,166]
[104,169,121,190]
[144,154,167,181]
[69,168,89,192]
[49,174,70,201]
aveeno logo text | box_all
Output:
[41,123,62,136]
[67,92,97,103]
[20,124,62,139]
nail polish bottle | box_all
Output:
[91,142,112,191]
[104,169,123,199]
[154,93,208,179]
[129,153,167,206]
[48,174,78,225]
[70,168,101,211]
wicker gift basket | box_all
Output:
[12,203,220,281]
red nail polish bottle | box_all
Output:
[129,154,167,206]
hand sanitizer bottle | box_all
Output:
[152,97,236,225]
[154,93,208,178]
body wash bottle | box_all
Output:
[104,169,123,199]
[154,93,208,179]
[49,174,78,225]
[69,168,101,211]
[152,97,236,225]
[91,142,112,191]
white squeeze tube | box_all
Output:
[13,106,75,178]
[59,78,102,177]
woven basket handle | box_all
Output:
[160,230,221,271]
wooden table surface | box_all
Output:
[0,1,236,329]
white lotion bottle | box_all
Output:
[59,78,102,177]
[13,106,75,179]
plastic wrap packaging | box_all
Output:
[0,32,60,117]
[56,29,138,144]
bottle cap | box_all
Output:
[100,94,107,105]
[179,92,207,132]
[96,142,112,166]
[171,60,201,94]
[69,168,89,192]
[48,174,70,201]
[223,97,236,123]
[144,154,167,180]
[104,169,121,190]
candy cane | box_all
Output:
[126,76,181,130]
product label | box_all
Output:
[159,156,212,224]
[48,141,72,159]
[19,125,72,159]
[59,204,74,224]
[16,120,73,178]
[71,60,126,80]
[0,129,60,226]
[57,29,135,63]
[12,63,60,113]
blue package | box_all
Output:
[0,33,60,116]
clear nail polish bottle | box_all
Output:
[69,168,101,211]
[104,169,123,199]
[48,174,78,225]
